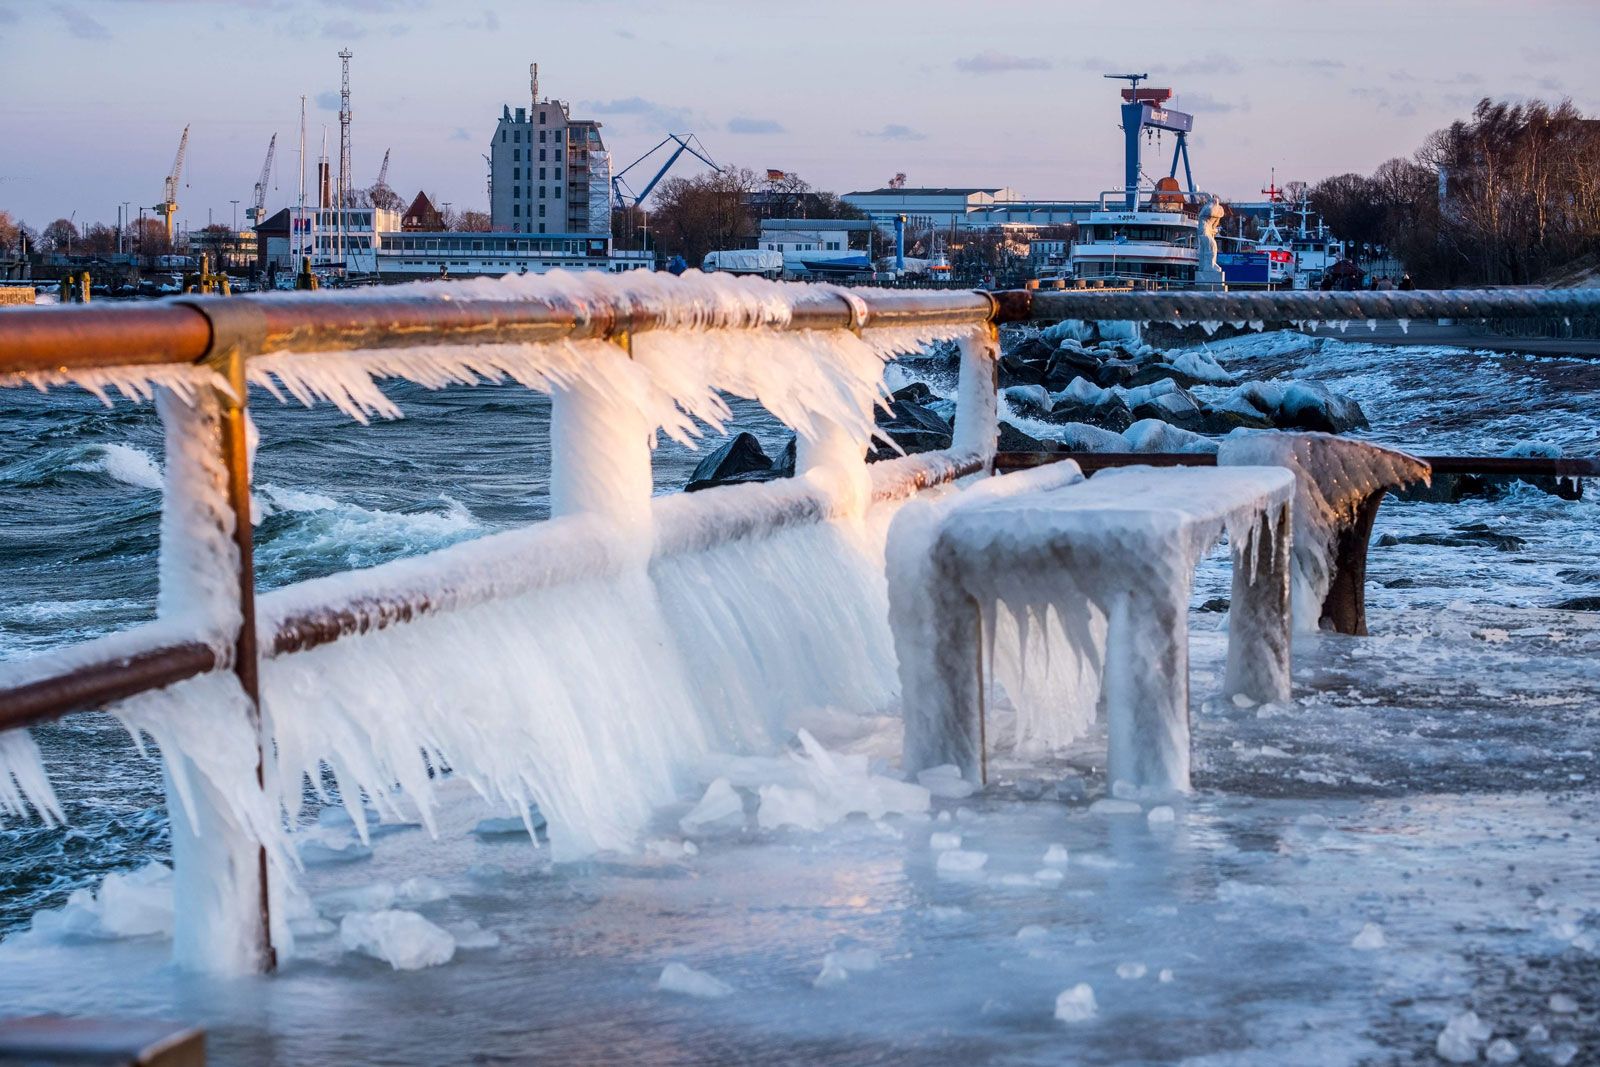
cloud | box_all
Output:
[1170,53,1239,76]
[321,17,367,39]
[954,51,1051,74]
[448,9,498,30]
[315,90,340,111]
[1304,58,1345,74]
[450,127,472,141]
[858,124,926,141]
[58,6,110,38]
[1178,91,1247,115]
[727,117,785,135]
[579,96,698,130]
[1351,87,1418,118]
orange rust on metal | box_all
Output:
[271,597,429,657]
[0,303,212,375]
[0,642,219,733]
[987,289,1035,324]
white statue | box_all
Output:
[1196,195,1225,285]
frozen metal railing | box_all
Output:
[2,280,1599,975]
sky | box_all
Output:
[1,0,1597,231]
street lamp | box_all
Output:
[230,199,240,231]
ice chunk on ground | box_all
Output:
[657,962,734,998]
[1089,799,1143,816]
[936,849,988,876]
[1116,962,1147,980]
[26,862,175,942]
[917,764,977,799]
[1436,1011,1493,1063]
[756,784,825,831]
[1485,1038,1519,1064]
[1017,925,1049,942]
[815,946,880,986]
[395,876,449,906]
[1548,1042,1579,1066]
[1034,868,1064,885]
[446,921,500,950]
[339,910,456,971]
[1147,805,1176,825]
[929,831,962,851]
[680,777,745,833]
[1351,923,1387,950]
[1054,983,1098,1023]
[1043,843,1070,866]
[1158,969,1174,983]
[1549,993,1578,1013]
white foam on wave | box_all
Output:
[70,444,164,491]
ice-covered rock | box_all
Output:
[929,831,962,851]
[1043,843,1070,866]
[1147,805,1176,825]
[25,862,175,942]
[395,876,449,906]
[658,961,734,998]
[1054,983,1098,1023]
[446,920,500,950]
[1549,993,1578,1014]
[1116,962,1147,980]
[680,777,745,833]
[340,910,456,971]
[814,946,880,986]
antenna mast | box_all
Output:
[338,47,353,274]
[530,62,539,109]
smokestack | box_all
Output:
[530,62,539,108]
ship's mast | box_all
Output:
[338,48,353,275]
[296,95,307,265]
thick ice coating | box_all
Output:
[894,465,1294,791]
[1218,432,1429,631]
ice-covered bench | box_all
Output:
[891,466,1294,793]
[1218,433,1429,634]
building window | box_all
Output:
[513,187,521,199]
[513,205,520,217]
[538,204,545,218]
[555,167,562,180]
[514,148,521,161]
[501,130,506,143]
[539,149,546,162]
[554,186,561,199]
[539,110,546,124]
[538,223,545,233]
[539,130,546,144]
[514,130,521,143]
[555,148,563,162]
[539,167,546,180]
[513,167,520,180]
[538,186,545,199]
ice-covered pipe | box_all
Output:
[547,338,655,546]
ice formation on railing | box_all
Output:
[0,728,61,826]
[1218,432,1429,631]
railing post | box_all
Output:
[548,333,655,539]
[953,323,1000,468]
[797,418,871,516]
[1319,487,1386,636]
[158,298,275,975]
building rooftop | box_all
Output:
[845,187,1008,197]
[758,218,873,231]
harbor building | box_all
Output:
[488,66,612,239]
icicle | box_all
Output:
[0,729,64,827]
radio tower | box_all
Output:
[337,47,353,273]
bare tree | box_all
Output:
[41,218,77,253]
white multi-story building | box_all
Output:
[488,69,611,240]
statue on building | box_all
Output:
[1196,195,1225,288]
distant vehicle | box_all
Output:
[154,254,196,270]
[702,249,783,278]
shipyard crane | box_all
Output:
[611,134,720,209]
[368,148,401,210]
[153,124,190,242]
[245,133,277,224]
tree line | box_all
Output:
[1311,97,1600,286]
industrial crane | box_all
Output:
[611,134,720,209]
[368,148,401,210]
[245,133,277,224]
[154,125,190,242]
